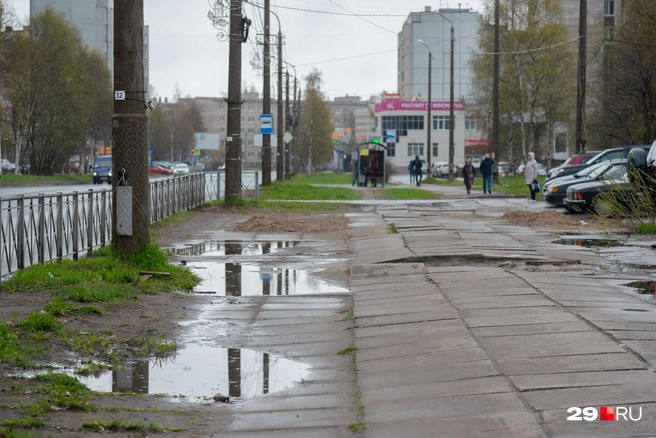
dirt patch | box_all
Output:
[501,210,601,230]
[236,214,347,233]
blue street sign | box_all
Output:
[260,114,274,134]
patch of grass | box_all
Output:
[0,427,46,438]
[43,299,74,317]
[65,332,115,358]
[77,305,103,315]
[0,173,90,185]
[133,332,177,356]
[2,416,47,428]
[19,312,62,333]
[340,311,355,321]
[637,222,656,234]
[348,421,366,432]
[27,373,96,414]
[346,323,358,330]
[337,346,358,355]
[250,200,343,212]
[283,172,353,185]
[424,175,545,198]
[388,223,398,234]
[260,183,359,201]
[381,188,439,200]
[82,420,162,432]
[0,323,45,368]
[74,361,111,377]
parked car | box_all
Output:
[516,164,525,175]
[1,158,15,172]
[547,152,600,178]
[627,140,656,184]
[564,173,631,214]
[149,164,173,176]
[92,155,112,184]
[152,161,174,170]
[497,162,510,177]
[536,163,547,176]
[546,145,651,184]
[432,161,449,178]
[173,163,189,175]
[544,160,626,207]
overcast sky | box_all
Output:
[12,0,486,101]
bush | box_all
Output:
[384,159,395,183]
[591,169,656,230]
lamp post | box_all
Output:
[418,39,432,172]
[437,12,455,180]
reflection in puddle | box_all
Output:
[164,241,299,257]
[551,238,622,248]
[78,347,309,401]
[625,280,656,295]
[191,262,348,295]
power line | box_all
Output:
[295,49,396,67]
[271,3,406,17]
[327,0,397,35]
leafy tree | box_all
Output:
[148,99,203,162]
[298,68,332,175]
[587,0,656,146]
[471,0,575,164]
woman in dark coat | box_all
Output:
[462,157,475,194]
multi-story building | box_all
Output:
[327,95,377,145]
[180,93,281,168]
[30,0,150,91]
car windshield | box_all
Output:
[94,157,111,168]
[573,161,608,178]
[599,164,626,180]
[588,162,624,179]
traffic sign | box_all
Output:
[386,130,396,142]
[260,114,273,134]
[283,132,294,144]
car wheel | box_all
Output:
[593,199,614,218]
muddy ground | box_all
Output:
[0,204,608,437]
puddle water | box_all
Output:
[551,238,622,248]
[77,347,309,402]
[190,262,349,295]
[625,280,656,295]
[164,241,299,257]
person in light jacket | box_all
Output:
[462,157,475,194]
[524,152,539,200]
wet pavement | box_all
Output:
[134,189,656,435]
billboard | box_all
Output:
[331,127,352,145]
[194,133,221,151]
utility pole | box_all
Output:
[225,0,243,201]
[113,0,149,257]
[576,0,587,153]
[292,77,299,176]
[418,40,432,170]
[262,0,272,185]
[285,70,291,179]
[276,29,284,180]
[493,0,500,182]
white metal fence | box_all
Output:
[0,171,259,281]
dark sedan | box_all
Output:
[543,160,626,206]
[564,174,631,213]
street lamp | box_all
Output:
[437,12,455,180]
[418,39,432,172]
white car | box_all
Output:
[537,163,548,176]
[1,159,16,172]
[173,163,189,175]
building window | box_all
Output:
[381,115,424,138]
[248,139,254,146]
[220,128,225,133]
[387,143,396,157]
[248,128,255,134]
[248,152,255,158]
[259,105,263,111]
[407,143,424,157]
[465,117,477,131]
[248,117,255,123]
[248,105,255,111]
[220,105,225,111]
[432,144,438,158]
[604,26,614,41]
[240,128,244,134]
[220,116,225,122]
[433,116,452,130]
[335,108,341,114]
[604,0,614,16]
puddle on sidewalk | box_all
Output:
[164,241,299,257]
[625,280,656,295]
[77,346,309,402]
[189,262,349,295]
[551,238,623,248]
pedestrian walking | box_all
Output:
[462,157,475,194]
[407,160,415,185]
[351,161,359,186]
[479,153,494,194]
[412,155,423,187]
[524,152,539,201]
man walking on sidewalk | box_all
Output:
[479,153,494,194]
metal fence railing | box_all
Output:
[1,171,260,281]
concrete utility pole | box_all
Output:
[276,28,284,180]
[576,0,587,153]
[262,0,272,185]
[225,0,243,201]
[493,0,500,182]
[418,39,432,170]
[285,70,291,179]
[113,0,149,257]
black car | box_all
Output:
[543,160,626,206]
[564,174,630,213]
[546,145,650,184]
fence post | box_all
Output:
[88,189,94,253]
[255,171,259,200]
[73,192,79,261]
[17,196,25,270]
[38,194,46,263]
[0,196,3,290]
[56,193,63,259]
[100,190,107,247]
[217,171,221,202]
